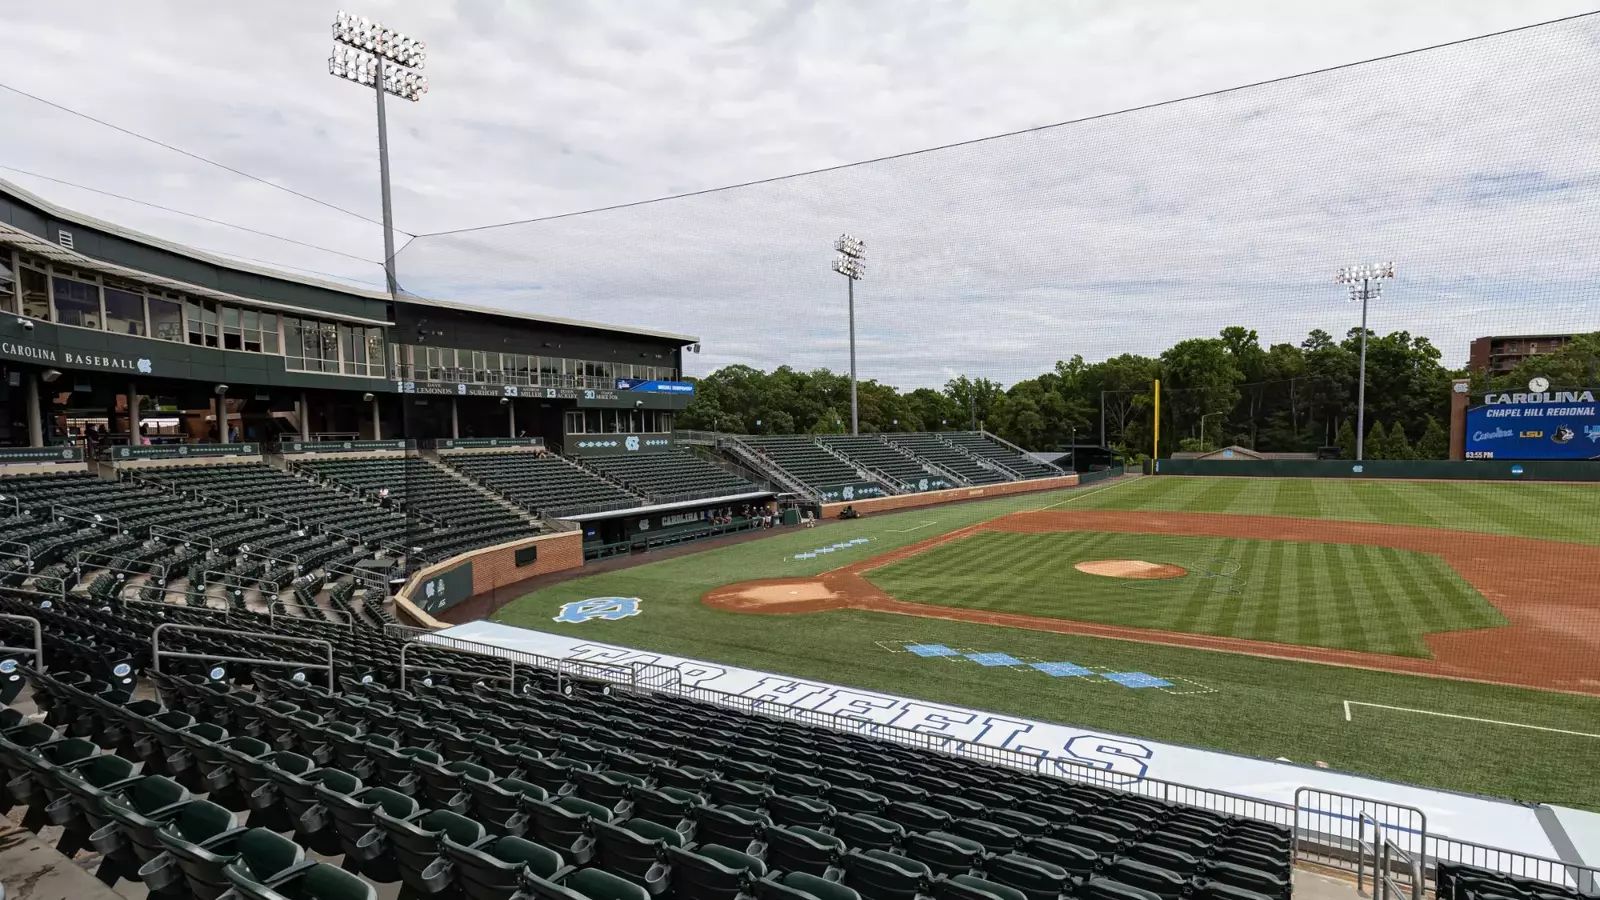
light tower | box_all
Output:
[831,234,866,435]
[329,11,429,296]
[1335,261,1395,461]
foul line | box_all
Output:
[1032,474,1143,511]
[888,520,940,533]
[1344,700,1600,739]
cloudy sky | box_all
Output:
[3,2,1598,387]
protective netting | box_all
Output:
[397,16,1600,391]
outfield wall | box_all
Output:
[820,474,1078,517]
[1147,458,1600,481]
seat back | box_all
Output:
[840,849,930,900]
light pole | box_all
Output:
[1335,262,1395,461]
[330,11,428,296]
[831,234,866,435]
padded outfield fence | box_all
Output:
[1148,459,1600,481]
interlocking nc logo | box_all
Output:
[553,597,641,623]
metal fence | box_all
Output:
[150,623,334,694]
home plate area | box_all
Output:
[875,639,1217,696]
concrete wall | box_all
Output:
[820,474,1078,517]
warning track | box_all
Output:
[702,510,1600,695]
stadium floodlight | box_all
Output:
[832,234,867,434]
[1335,262,1396,461]
[329,11,428,295]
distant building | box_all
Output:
[1468,334,1573,374]
[1169,446,1320,461]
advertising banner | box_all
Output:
[1464,389,1600,460]
[567,434,672,456]
[417,561,474,614]
[615,378,695,395]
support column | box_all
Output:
[214,396,226,443]
[24,373,42,448]
[371,395,382,441]
[299,392,311,441]
[129,381,141,444]
[451,397,460,439]
[508,401,516,437]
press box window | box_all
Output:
[149,295,184,342]
[0,259,14,314]
[103,286,147,337]
[51,277,101,329]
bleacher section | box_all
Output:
[298,455,542,545]
[946,432,1062,479]
[742,435,865,491]
[819,435,944,488]
[0,586,1303,900]
[0,469,398,626]
[138,462,515,561]
[584,449,760,502]
[888,433,1009,485]
[443,451,643,517]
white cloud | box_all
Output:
[1,1,1596,388]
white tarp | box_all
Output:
[437,620,1567,861]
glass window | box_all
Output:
[149,296,183,342]
[319,322,338,372]
[565,410,585,434]
[261,313,279,354]
[0,257,14,314]
[52,277,101,328]
[365,328,385,376]
[18,267,49,320]
[201,301,219,347]
[103,287,146,336]
[222,305,242,350]
[340,324,358,374]
[241,309,261,352]
[284,317,306,365]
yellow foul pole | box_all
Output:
[1153,379,1161,461]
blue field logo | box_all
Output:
[554,597,643,623]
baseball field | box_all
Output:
[492,475,1600,810]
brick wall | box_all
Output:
[396,529,585,627]
[820,474,1077,517]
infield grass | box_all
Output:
[495,476,1600,810]
[864,530,1506,656]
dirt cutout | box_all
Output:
[702,509,1600,695]
[1075,559,1188,579]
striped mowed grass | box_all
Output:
[864,530,1507,657]
[1065,475,1600,545]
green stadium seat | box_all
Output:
[984,853,1075,900]
[756,871,863,900]
[441,833,569,900]
[839,848,932,900]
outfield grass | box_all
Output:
[864,530,1506,656]
[495,477,1600,810]
[1069,476,1600,544]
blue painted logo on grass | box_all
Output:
[554,597,642,623]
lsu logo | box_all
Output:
[554,597,642,623]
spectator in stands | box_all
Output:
[377,487,391,508]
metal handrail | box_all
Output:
[0,614,44,673]
[148,525,216,549]
[51,503,120,531]
[150,623,334,693]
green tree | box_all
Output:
[1364,421,1388,460]
[1386,422,1414,460]
[1336,420,1356,459]
[1417,416,1449,460]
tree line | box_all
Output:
[678,328,1600,460]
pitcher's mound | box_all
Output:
[1075,559,1188,579]
[704,581,846,614]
